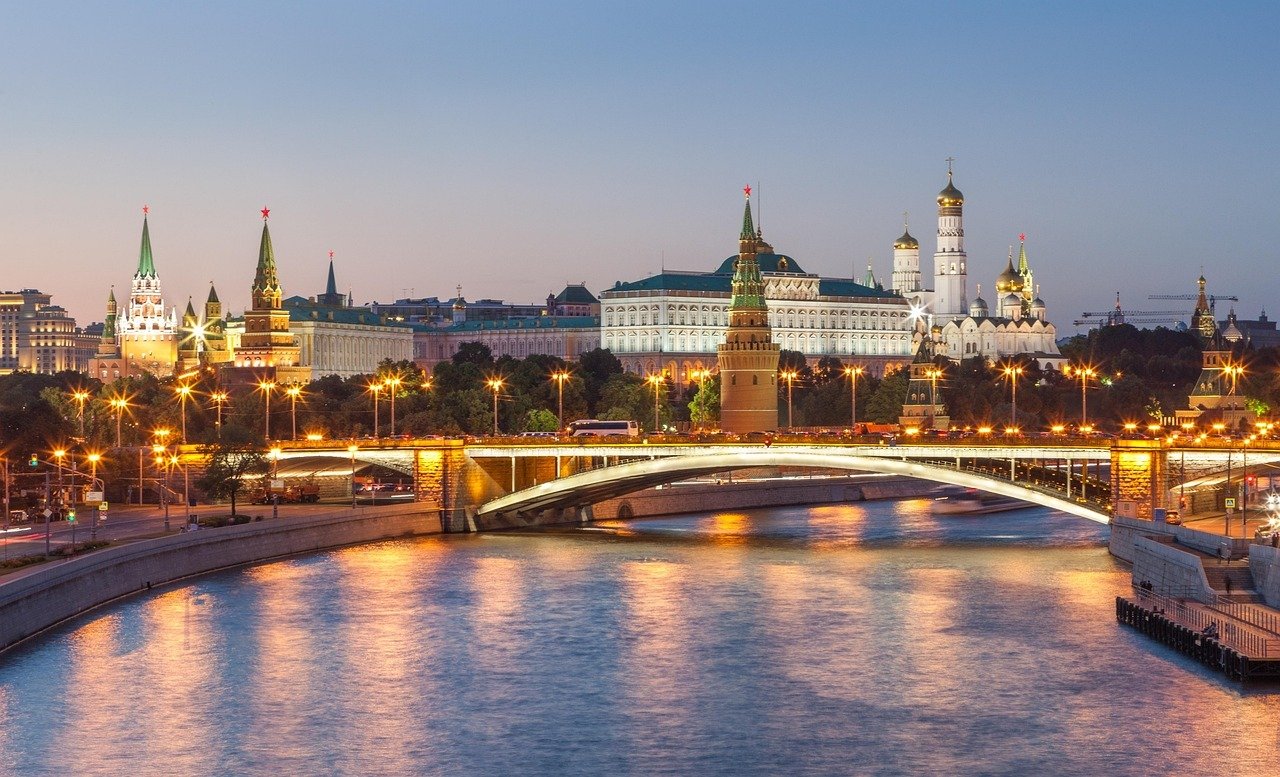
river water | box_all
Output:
[1,497,1279,776]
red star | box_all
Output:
[261,207,270,220]
[1019,232,1026,242]
[142,204,149,216]
[329,250,334,260]
[743,184,752,198]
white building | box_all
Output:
[412,315,601,369]
[600,200,915,382]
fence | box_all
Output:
[1134,587,1280,658]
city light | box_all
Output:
[486,377,505,436]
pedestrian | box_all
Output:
[1225,577,1232,595]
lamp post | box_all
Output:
[175,383,193,444]
[844,365,864,431]
[369,381,382,438]
[52,448,66,557]
[348,444,359,508]
[646,373,665,433]
[1002,364,1024,433]
[86,452,101,540]
[1067,365,1094,431]
[71,390,89,438]
[780,369,798,431]
[110,396,129,448]
[925,367,943,429]
[385,376,401,436]
[551,369,571,431]
[486,378,504,436]
[257,380,276,440]
[285,385,302,441]
[210,391,228,439]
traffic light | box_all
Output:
[29,453,37,467]
[1246,474,1257,487]
[66,509,76,523]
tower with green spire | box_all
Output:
[235,209,303,378]
[717,186,780,433]
[116,208,179,375]
[96,288,119,357]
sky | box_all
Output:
[1,1,1277,331]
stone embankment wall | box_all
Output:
[1250,543,1280,609]
[0,505,438,654]
[1109,515,1250,563]
[592,475,933,520]
[1129,535,1215,602]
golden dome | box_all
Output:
[937,174,964,206]
[894,229,918,249]
[995,256,1023,294]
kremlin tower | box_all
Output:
[228,208,306,382]
[931,163,968,323]
[115,208,179,376]
[717,186,780,433]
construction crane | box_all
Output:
[1074,292,1184,329]
[1148,292,1239,314]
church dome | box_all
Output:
[937,175,964,207]
[1031,296,1046,311]
[894,229,918,250]
[969,296,989,317]
[995,256,1023,294]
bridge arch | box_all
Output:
[478,451,1109,525]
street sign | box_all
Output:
[98,501,109,511]
[86,491,104,503]
[1225,498,1237,508]
[42,508,52,519]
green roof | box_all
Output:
[136,216,156,277]
[282,296,412,328]
[713,252,806,275]
[554,284,598,305]
[442,315,599,333]
[606,271,898,300]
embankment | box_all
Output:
[0,504,438,654]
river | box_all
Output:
[1,497,1278,776]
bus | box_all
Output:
[568,419,640,437]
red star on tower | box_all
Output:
[261,207,270,220]
[743,184,752,198]
[142,204,149,216]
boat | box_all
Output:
[929,485,1029,515]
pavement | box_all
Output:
[0,496,416,574]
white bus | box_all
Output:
[569,419,640,437]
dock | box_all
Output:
[1117,589,1280,681]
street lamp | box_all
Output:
[1001,364,1024,432]
[1065,364,1095,430]
[348,444,359,508]
[210,390,229,439]
[486,378,504,436]
[925,367,943,429]
[86,452,101,540]
[257,380,276,440]
[175,383,193,444]
[646,373,665,433]
[368,381,383,438]
[71,389,90,438]
[285,384,303,441]
[844,365,864,431]
[551,369,572,431]
[385,375,402,436]
[109,395,129,448]
[780,369,798,430]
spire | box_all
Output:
[862,259,877,288]
[101,287,117,341]
[740,185,756,241]
[207,284,220,304]
[1017,234,1029,274]
[107,287,117,312]
[137,213,157,278]
[252,215,283,308]
[326,257,338,297]
[184,297,196,317]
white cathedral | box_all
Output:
[889,167,1063,369]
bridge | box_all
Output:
[246,435,1280,532]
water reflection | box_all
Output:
[4,502,1280,775]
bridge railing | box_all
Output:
[915,456,1112,513]
[1134,587,1280,658]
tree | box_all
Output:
[452,341,494,367]
[689,375,721,426]
[864,369,909,423]
[522,408,559,432]
[198,443,269,517]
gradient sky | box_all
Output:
[2,1,1277,332]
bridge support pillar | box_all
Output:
[1112,443,1168,520]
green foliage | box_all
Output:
[522,408,559,432]
[689,375,721,425]
[864,369,909,423]
[197,443,269,516]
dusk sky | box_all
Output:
[2,2,1276,330]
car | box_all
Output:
[7,510,28,523]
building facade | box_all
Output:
[412,316,601,370]
[600,197,915,384]
[0,290,92,374]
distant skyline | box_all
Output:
[2,2,1277,331]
